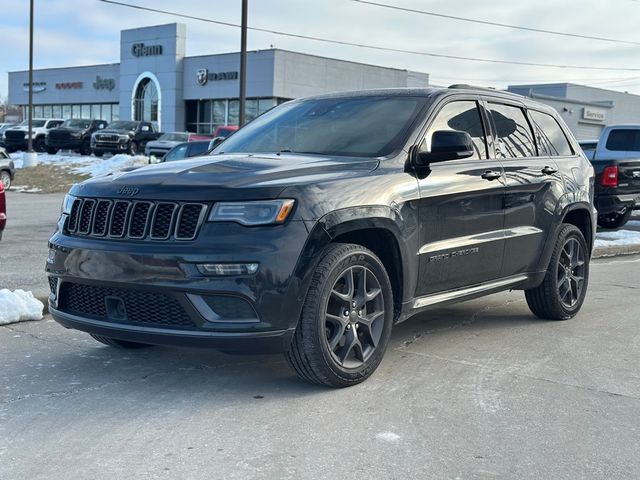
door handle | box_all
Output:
[481,170,502,181]
[541,166,558,175]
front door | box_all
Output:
[415,99,506,297]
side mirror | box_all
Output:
[416,130,475,165]
[209,137,225,150]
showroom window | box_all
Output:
[21,104,118,122]
[133,77,159,123]
[185,97,286,134]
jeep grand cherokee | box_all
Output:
[47,86,596,387]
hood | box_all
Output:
[52,127,86,133]
[96,128,133,135]
[146,140,181,148]
[71,153,379,201]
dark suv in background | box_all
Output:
[46,119,109,155]
[47,87,595,387]
[91,121,160,156]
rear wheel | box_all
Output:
[0,170,11,190]
[286,243,394,387]
[90,334,153,349]
[597,210,632,229]
[33,136,45,152]
[79,139,91,156]
[46,147,58,155]
[525,224,589,320]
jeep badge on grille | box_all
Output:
[117,186,140,196]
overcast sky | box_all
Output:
[3,0,640,100]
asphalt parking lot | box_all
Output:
[2,255,639,479]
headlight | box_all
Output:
[208,199,295,226]
[61,194,77,215]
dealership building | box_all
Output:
[508,83,640,140]
[7,23,430,133]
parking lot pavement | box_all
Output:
[1,255,639,479]
[0,192,64,296]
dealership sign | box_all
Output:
[22,82,47,93]
[56,82,83,89]
[93,76,116,91]
[582,107,606,122]
[131,42,163,57]
[196,69,239,86]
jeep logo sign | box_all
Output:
[117,186,140,196]
[196,69,239,86]
[93,76,116,91]
[131,43,163,57]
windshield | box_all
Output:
[62,119,91,129]
[159,132,189,142]
[218,95,428,157]
[18,120,46,128]
[108,121,138,131]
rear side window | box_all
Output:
[605,129,640,152]
[529,110,573,156]
[423,100,487,159]
[488,103,536,158]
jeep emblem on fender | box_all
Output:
[196,68,208,86]
[117,186,140,196]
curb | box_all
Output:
[593,244,640,259]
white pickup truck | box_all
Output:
[587,124,640,229]
[2,118,65,153]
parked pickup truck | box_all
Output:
[3,118,65,153]
[46,119,109,155]
[591,125,640,229]
[91,121,160,156]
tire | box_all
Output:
[597,210,632,230]
[46,147,58,155]
[525,224,590,320]
[79,139,91,156]
[286,243,394,388]
[90,334,153,349]
[128,141,138,155]
[33,136,45,153]
[0,170,11,190]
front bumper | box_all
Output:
[46,219,311,353]
[595,193,640,214]
[47,139,83,150]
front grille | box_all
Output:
[96,134,119,143]
[66,198,207,242]
[58,282,195,328]
[4,130,26,142]
[48,130,72,144]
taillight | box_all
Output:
[601,165,618,187]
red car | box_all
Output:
[0,182,6,240]
[213,125,238,139]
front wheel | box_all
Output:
[79,139,91,156]
[46,147,58,155]
[525,224,590,320]
[33,136,45,152]
[597,210,632,230]
[90,334,153,349]
[0,170,11,190]
[128,141,138,155]
[286,243,394,387]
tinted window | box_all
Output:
[188,142,210,157]
[423,100,487,159]
[605,129,640,152]
[489,103,536,158]
[529,110,573,156]
[219,96,428,157]
[164,144,189,162]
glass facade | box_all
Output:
[23,104,119,123]
[185,97,284,135]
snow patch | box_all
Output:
[375,432,401,443]
[11,151,148,178]
[0,289,44,325]
[595,229,640,247]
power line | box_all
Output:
[98,0,640,72]
[348,0,640,47]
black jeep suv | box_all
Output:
[46,119,109,155]
[47,87,596,387]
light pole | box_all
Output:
[27,0,34,152]
[239,0,247,127]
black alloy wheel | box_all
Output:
[525,224,590,320]
[597,210,632,230]
[286,243,394,387]
[0,170,10,190]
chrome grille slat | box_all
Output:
[65,198,207,242]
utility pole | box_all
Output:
[239,0,248,127]
[27,0,34,152]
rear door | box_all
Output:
[487,102,565,277]
[415,98,506,296]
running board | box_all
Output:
[412,275,529,310]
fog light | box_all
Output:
[197,263,259,276]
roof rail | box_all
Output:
[448,84,497,91]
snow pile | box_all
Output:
[595,229,640,247]
[0,289,44,325]
[11,152,148,178]
[72,154,147,177]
